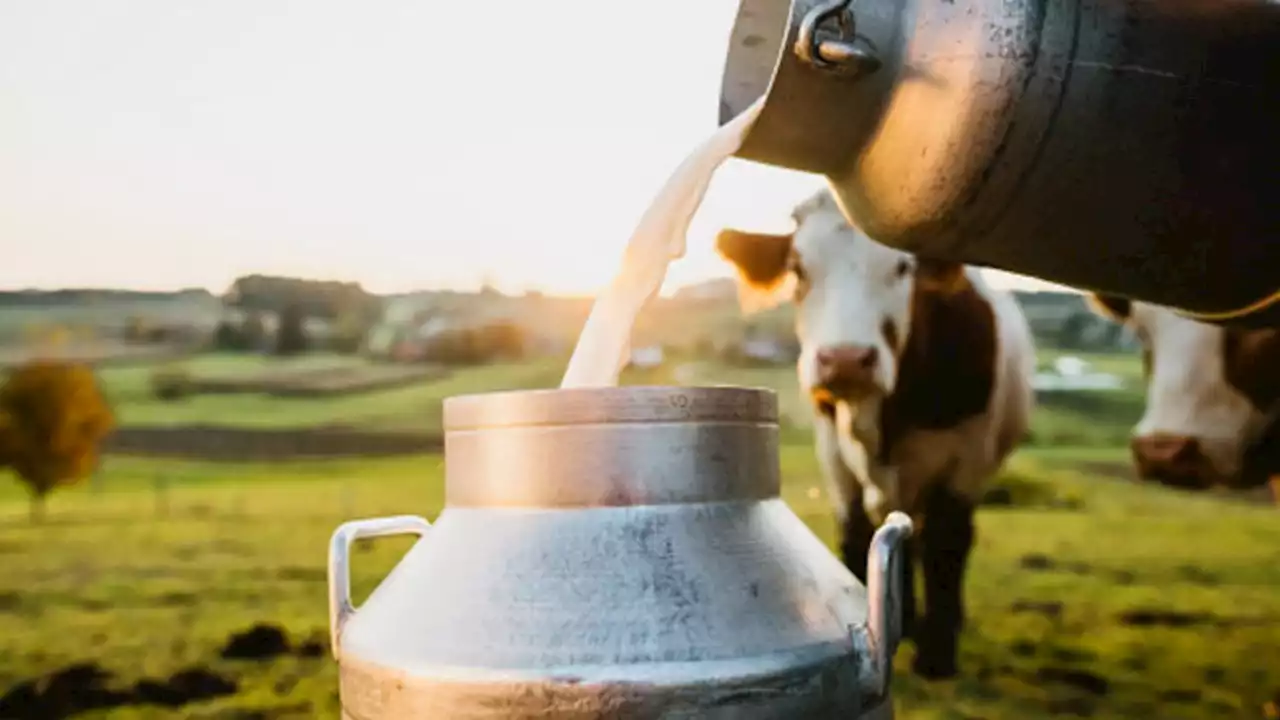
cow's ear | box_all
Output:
[914,257,969,295]
[716,229,796,313]
[1087,293,1133,323]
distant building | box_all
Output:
[1033,355,1125,392]
[740,338,794,365]
[629,346,665,369]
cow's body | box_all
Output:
[1089,295,1279,492]
[716,190,1035,679]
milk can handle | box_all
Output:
[866,511,913,693]
[327,515,432,660]
[795,0,881,77]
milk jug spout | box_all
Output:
[721,0,1280,327]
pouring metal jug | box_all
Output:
[721,0,1280,327]
[327,386,912,719]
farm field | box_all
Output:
[96,354,569,432]
[2,350,1278,718]
[3,448,1280,719]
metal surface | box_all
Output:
[330,386,913,719]
[721,0,1280,328]
[443,386,779,508]
[864,511,911,697]
[328,515,432,659]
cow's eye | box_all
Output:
[894,259,912,279]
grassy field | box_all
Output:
[2,351,1278,718]
[95,354,569,431]
[2,448,1279,719]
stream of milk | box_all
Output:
[559,99,764,389]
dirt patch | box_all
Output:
[1175,565,1219,586]
[155,592,198,607]
[1117,609,1217,629]
[133,668,238,708]
[1157,688,1202,704]
[0,663,128,718]
[1075,461,1135,481]
[296,639,326,659]
[1017,555,1137,585]
[980,471,1084,510]
[1010,639,1038,657]
[220,624,291,661]
[0,662,237,719]
[1011,600,1064,619]
[1045,696,1097,717]
[1036,666,1111,696]
[1049,647,1098,664]
[275,567,326,583]
[1019,553,1056,571]
[105,425,443,461]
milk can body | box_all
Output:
[327,386,911,719]
[722,0,1280,327]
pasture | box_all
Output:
[2,350,1279,719]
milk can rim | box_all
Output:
[443,385,780,430]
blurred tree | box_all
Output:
[224,274,381,325]
[242,312,268,352]
[1057,312,1092,350]
[213,319,244,351]
[477,320,525,360]
[0,360,116,522]
[331,317,367,354]
[275,304,308,356]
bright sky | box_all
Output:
[0,0,1066,297]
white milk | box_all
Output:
[560,100,764,388]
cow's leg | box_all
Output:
[913,483,974,679]
[839,496,875,582]
[842,489,918,643]
[815,414,866,576]
[818,415,920,641]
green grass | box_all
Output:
[5,350,1275,718]
[96,356,568,431]
[1,448,1278,719]
[93,353,709,432]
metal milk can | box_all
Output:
[328,386,913,719]
[721,0,1280,327]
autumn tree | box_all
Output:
[0,360,116,522]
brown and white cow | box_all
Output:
[1088,294,1280,493]
[716,189,1036,679]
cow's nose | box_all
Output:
[814,344,879,390]
[1130,434,1207,488]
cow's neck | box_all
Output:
[1223,327,1280,413]
[876,279,998,464]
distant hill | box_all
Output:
[0,288,215,307]
[0,289,223,344]
[0,279,1128,354]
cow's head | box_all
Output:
[1088,293,1280,490]
[715,190,968,413]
